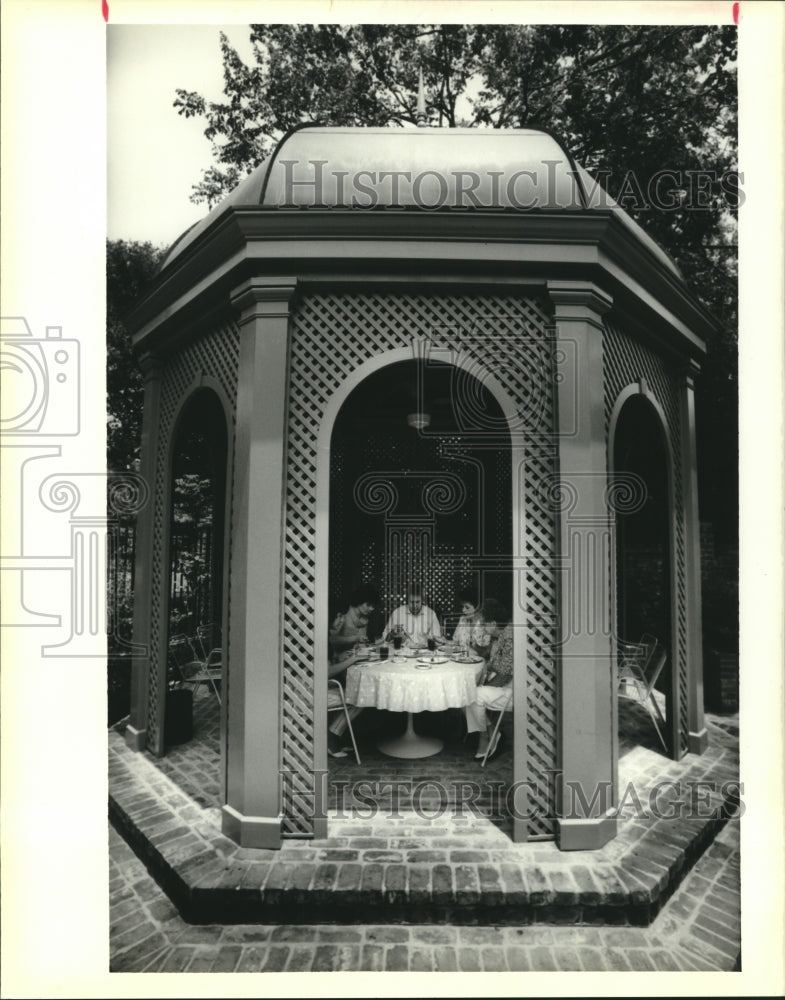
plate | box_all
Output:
[415,662,432,670]
[417,656,448,665]
[455,655,484,664]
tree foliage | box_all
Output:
[106,238,165,472]
[173,23,737,534]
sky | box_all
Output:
[107,24,256,248]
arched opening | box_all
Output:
[330,359,512,630]
[325,356,515,811]
[613,393,674,756]
[164,386,228,749]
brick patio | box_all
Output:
[109,820,740,972]
[109,688,741,970]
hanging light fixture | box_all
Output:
[407,411,431,429]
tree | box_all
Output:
[106,238,165,472]
[174,23,738,539]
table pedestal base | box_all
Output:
[378,712,444,759]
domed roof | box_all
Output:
[163,124,680,277]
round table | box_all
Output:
[345,651,481,758]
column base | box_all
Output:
[556,813,617,851]
[124,725,147,751]
[221,803,283,849]
[688,728,709,755]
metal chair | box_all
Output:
[618,636,668,752]
[327,678,361,764]
[617,637,654,695]
[478,680,547,767]
[169,633,222,704]
[479,687,513,767]
[193,622,222,666]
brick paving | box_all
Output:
[109,820,740,972]
[109,692,742,971]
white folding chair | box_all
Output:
[618,636,668,752]
[193,622,223,666]
[479,687,513,767]
[169,633,222,705]
[617,637,653,696]
[327,678,361,764]
[479,681,546,767]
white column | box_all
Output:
[548,280,617,851]
[126,353,162,751]
[680,360,708,754]
[222,278,296,849]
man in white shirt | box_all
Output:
[383,585,442,647]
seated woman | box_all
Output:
[451,586,492,660]
[328,584,381,658]
[326,584,380,757]
[464,598,514,760]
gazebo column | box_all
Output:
[680,360,708,754]
[548,280,617,851]
[126,352,162,751]
[222,278,297,848]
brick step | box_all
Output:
[109,783,739,928]
[109,720,741,929]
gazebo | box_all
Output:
[124,124,714,851]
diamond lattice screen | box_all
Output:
[283,292,560,838]
[147,321,240,755]
[602,322,689,757]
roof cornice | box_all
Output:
[127,209,715,360]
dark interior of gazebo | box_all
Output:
[613,394,673,745]
[328,359,513,636]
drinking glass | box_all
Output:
[379,644,389,661]
[427,636,436,653]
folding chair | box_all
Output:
[193,622,222,666]
[169,633,222,704]
[327,678,361,764]
[479,682,546,768]
[618,636,668,752]
[479,687,513,768]
[617,636,653,696]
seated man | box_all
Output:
[464,598,514,760]
[329,584,381,658]
[383,584,442,648]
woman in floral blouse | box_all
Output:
[451,587,492,660]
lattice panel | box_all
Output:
[147,321,240,755]
[283,292,559,838]
[602,323,689,757]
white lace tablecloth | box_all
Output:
[345,658,478,713]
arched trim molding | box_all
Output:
[312,346,528,835]
[153,372,234,769]
[607,379,682,764]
